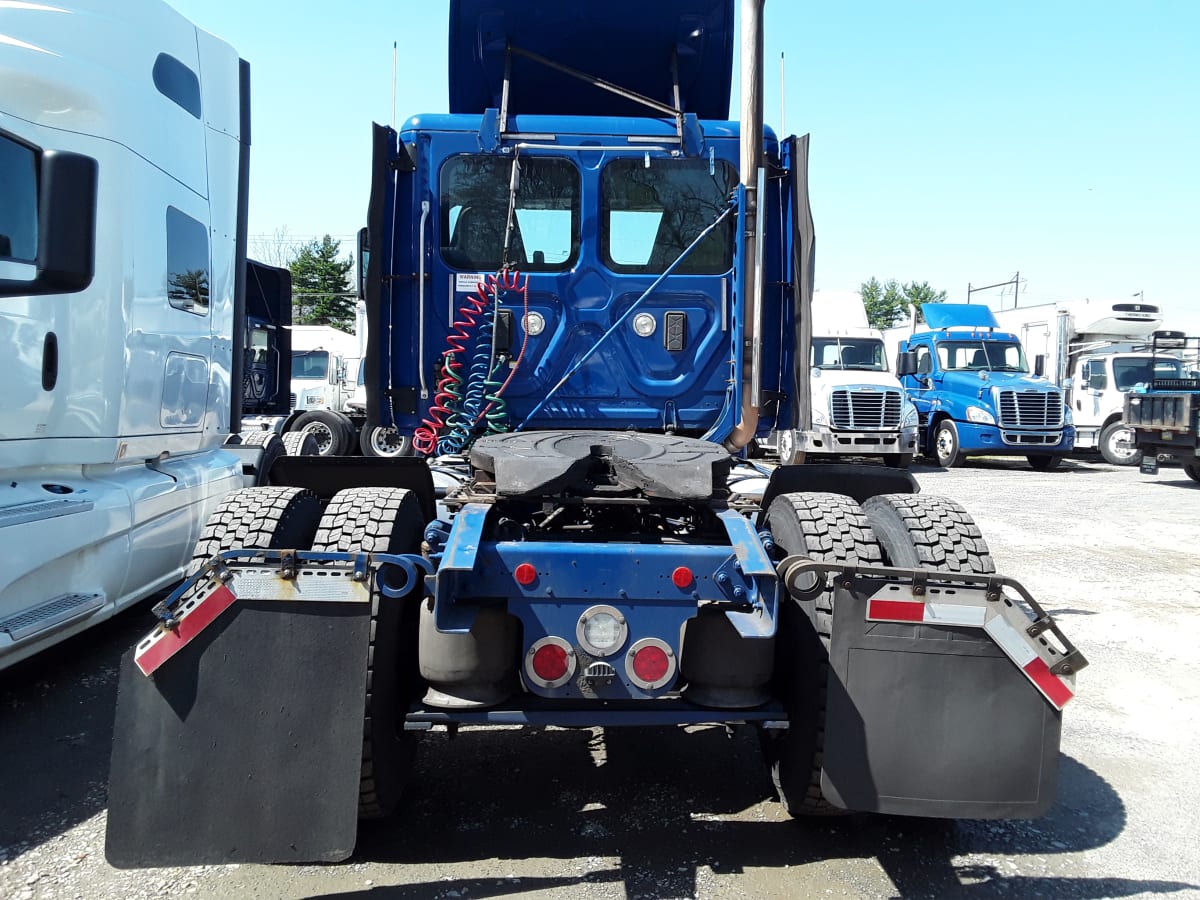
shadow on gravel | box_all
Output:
[318,726,1195,900]
[0,605,150,853]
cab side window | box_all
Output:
[914,345,932,375]
[166,207,210,314]
[0,134,38,262]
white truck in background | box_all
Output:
[0,0,276,669]
[769,290,918,467]
[992,298,1187,465]
[280,323,360,454]
[254,302,410,456]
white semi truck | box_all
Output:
[769,290,918,467]
[991,299,1187,465]
[0,0,275,669]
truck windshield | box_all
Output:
[937,340,1028,373]
[440,155,580,272]
[1113,357,1182,391]
[811,338,887,371]
[292,350,329,380]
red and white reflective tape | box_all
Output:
[866,588,1075,710]
[866,598,986,628]
[135,582,237,676]
[984,614,1075,709]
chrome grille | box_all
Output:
[998,390,1063,427]
[830,389,903,430]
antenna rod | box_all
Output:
[391,42,397,129]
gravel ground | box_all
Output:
[1,455,1198,899]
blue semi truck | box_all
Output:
[893,304,1076,470]
[103,0,1086,865]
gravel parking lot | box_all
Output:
[2,455,1198,900]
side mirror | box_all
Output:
[1034,354,1046,377]
[0,150,98,297]
[357,227,370,302]
[896,350,919,376]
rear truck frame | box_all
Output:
[105,0,1087,867]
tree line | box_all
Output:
[254,230,356,332]
[860,277,947,330]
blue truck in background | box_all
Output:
[893,304,1076,470]
[100,0,1086,866]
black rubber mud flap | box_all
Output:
[820,577,1061,819]
[105,600,371,867]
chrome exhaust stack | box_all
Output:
[725,0,766,452]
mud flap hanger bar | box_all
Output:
[152,549,433,627]
[775,555,1088,680]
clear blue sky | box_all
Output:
[169,0,1200,331]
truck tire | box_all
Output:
[882,452,913,469]
[310,487,426,820]
[1026,454,1062,471]
[360,423,414,458]
[1184,462,1200,483]
[862,494,995,573]
[236,430,285,485]
[1099,420,1142,466]
[333,411,359,456]
[292,410,348,456]
[185,486,323,579]
[932,419,965,468]
[281,431,320,456]
[239,428,276,448]
[761,492,883,817]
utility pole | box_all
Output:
[967,272,1021,309]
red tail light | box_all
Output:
[632,645,669,682]
[532,643,568,681]
[525,636,576,689]
[514,563,537,586]
[626,638,676,690]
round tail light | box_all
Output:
[626,638,676,690]
[526,636,575,688]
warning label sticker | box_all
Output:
[456,273,489,293]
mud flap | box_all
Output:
[820,576,1062,818]
[105,599,371,866]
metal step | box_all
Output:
[0,498,94,529]
[0,592,106,644]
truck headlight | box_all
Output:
[1063,406,1073,425]
[811,409,827,426]
[307,394,326,407]
[966,406,995,425]
[901,404,918,426]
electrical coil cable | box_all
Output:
[413,354,461,456]
[414,270,529,456]
[474,270,531,434]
